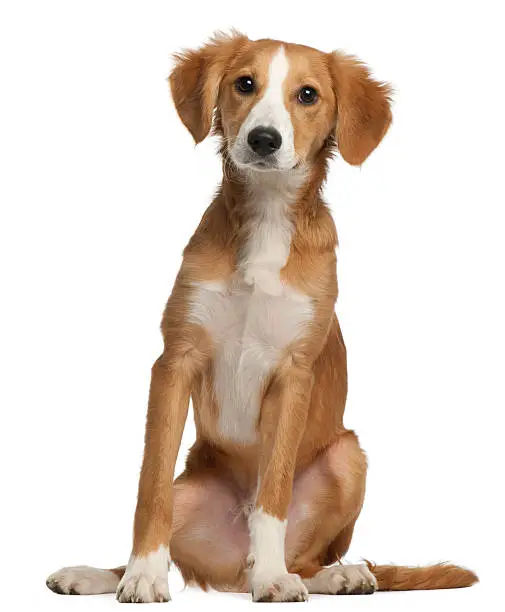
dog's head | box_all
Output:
[169,32,392,171]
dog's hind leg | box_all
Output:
[169,472,249,592]
[285,429,477,595]
[285,430,375,594]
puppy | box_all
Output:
[47,33,477,603]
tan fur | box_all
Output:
[47,32,477,601]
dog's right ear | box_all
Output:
[169,32,248,143]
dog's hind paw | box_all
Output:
[304,563,377,595]
[46,565,120,595]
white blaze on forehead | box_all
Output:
[232,45,296,169]
[252,46,292,133]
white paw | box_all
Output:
[116,547,170,603]
[116,573,170,603]
[305,563,377,595]
[46,565,119,595]
[252,573,308,602]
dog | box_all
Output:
[46,32,477,603]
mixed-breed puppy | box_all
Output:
[47,33,477,603]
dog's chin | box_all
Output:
[231,156,298,174]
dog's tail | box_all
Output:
[366,560,478,591]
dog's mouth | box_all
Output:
[248,159,280,172]
[230,153,298,174]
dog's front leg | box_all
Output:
[249,358,313,603]
[117,319,208,603]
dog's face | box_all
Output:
[220,42,338,171]
[170,33,392,170]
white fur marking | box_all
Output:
[190,276,313,444]
[231,46,296,170]
[248,507,308,601]
[239,170,305,296]
[117,546,170,603]
[249,507,287,580]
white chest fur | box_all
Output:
[190,279,313,444]
[189,171,313,444]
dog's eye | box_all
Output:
[235,76,255,94]
[298,86,318,105]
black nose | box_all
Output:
[247,126,282,157]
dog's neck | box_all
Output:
[222,160,324,219]
[218,163,323,294]
[237,169,305,294]
[242,167,308,204]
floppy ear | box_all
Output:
[169,32,248,143]
[328,52,392,165]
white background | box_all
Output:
[0,1,503,610]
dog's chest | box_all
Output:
[190,175,313,444]
[191,278,313,444]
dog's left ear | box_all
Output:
[169,32,248,143]
[328,52,392,165]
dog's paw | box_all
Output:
[252,573,308,602]
[46,566,120,595]
[305,563,377,595]
[116,548,170,603]
[116,572,170,603]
